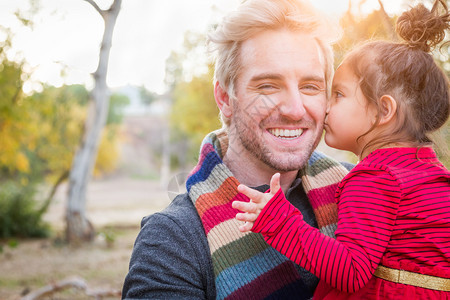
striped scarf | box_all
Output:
[186,130,349,299]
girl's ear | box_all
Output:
[214,82,232,118]
[378,95,397,125]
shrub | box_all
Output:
[0,181,50,238]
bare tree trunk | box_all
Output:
[160,118,171,188]
[66,0,122,244]
[160,92,172,188]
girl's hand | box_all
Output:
[232,173,281,232]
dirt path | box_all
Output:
[45,176,172,229]
[0,176,173,300]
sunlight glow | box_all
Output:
[1,0,408,94]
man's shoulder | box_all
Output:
[148,192,196,218]
[140,192,204,236]
[136,192,212,275]
[123,192,216,299]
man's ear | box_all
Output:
[214,82,232,118]
[378,95,397,125]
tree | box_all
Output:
[166,31,220,167]
[333,0,397,67]
[66,0,122,244]
[171,65,219,151]
[139,86,158,106]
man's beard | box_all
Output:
[231,101,322,172]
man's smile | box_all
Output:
[267,128,304,140]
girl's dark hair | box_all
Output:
[344,0,450,154]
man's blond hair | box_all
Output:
[208,0,341,126]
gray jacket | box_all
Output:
[122,192,216,299]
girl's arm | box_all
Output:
[233,168,401,293]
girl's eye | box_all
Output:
[333,91,344,98]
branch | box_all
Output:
[345,0,355,26]
[11,82,23,104]
[108,0,122,14]
[358,0,368,15]
[21,276,121,300]
[37,170,70,217]
[83,0,104,17]
[22,277,87,300]
[378,0,397,40]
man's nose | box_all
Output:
[278,88,306,120]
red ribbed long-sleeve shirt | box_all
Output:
[252,147,450,299]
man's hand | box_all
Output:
[232,173,281,232]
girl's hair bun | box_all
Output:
[396,0,450,52]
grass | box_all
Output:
[0,225,138,300]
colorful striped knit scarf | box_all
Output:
[186,130,349,299]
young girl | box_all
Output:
[232,1,450,299]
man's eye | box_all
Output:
[300,84,324,95]
[257,84,276,90]
[256,84,278,94]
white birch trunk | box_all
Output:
[66,0,122,243]
[160,94,171,188]
[160,120,171,188]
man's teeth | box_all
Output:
[268,128,303,139]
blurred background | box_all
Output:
[0,0,448,299]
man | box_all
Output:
[122,0,350,299]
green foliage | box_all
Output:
[432,42,450,78]
[13,0,40,28]
[7,239,19,248]
[0,181,50,238]
[0,16,51,239]
[1,81,128,183]
[24,84,88,182]
[171,65,220,151]
[139,86,158,106]
[0,49,34,177]
[0,3,129,239]
[107,92,130,124]
[98,228,116,248]
[0,80,125,238]
[433,120,450,169]
[167,31,221,164]
[334,9,396,66]
[0,24,128,238]
[93,125,121,177]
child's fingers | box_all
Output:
[236,212,257,222]
[237,184,265,203]
[270,173,281,195]
[238,221,254,232]
[232,200,257,214]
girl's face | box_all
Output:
[324,62,378,157]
